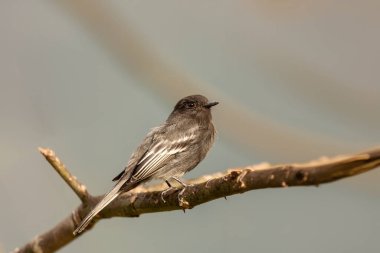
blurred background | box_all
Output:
[1,0,380,252]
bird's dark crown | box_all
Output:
[174,95,218,112]
[167,95,218,124]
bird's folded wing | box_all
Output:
[131,132,197,182]
[130,141,185,181]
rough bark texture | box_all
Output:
[12,147,380,253]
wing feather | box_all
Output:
[131,132,197,182]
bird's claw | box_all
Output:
[161,187,173,203]
[177,184,193,209]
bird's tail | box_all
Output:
[73,179,127,235]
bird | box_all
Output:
[73,94,218,235]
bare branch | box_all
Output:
[13,147,380,253]
[38,148,89,203]
[11,213,76,253]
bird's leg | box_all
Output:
[160,180,173,203]
[171,176,187,187]
[172,176,194,204]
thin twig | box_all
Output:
[13,147,380,253]
[38,147,89,203]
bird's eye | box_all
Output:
[186,102,196,108]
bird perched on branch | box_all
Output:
[73,94,218,235]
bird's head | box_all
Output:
[174,94,218,113]
[168,94,218,122]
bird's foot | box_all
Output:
[161,187,173,203]
[177,184,193,209]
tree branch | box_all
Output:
[13,147,380,253]
[38,148,89,203]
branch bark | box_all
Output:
[12,147,380,253]
[38,148,89,203]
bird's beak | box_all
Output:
[204,101,219,108]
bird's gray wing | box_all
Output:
[112,126,162,182]
[129,131,198,182]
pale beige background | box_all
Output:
[1,1,380,252]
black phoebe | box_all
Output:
[73,94,218,235]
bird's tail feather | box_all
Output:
[73,179,126,235]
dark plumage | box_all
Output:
[73,95,218,235]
